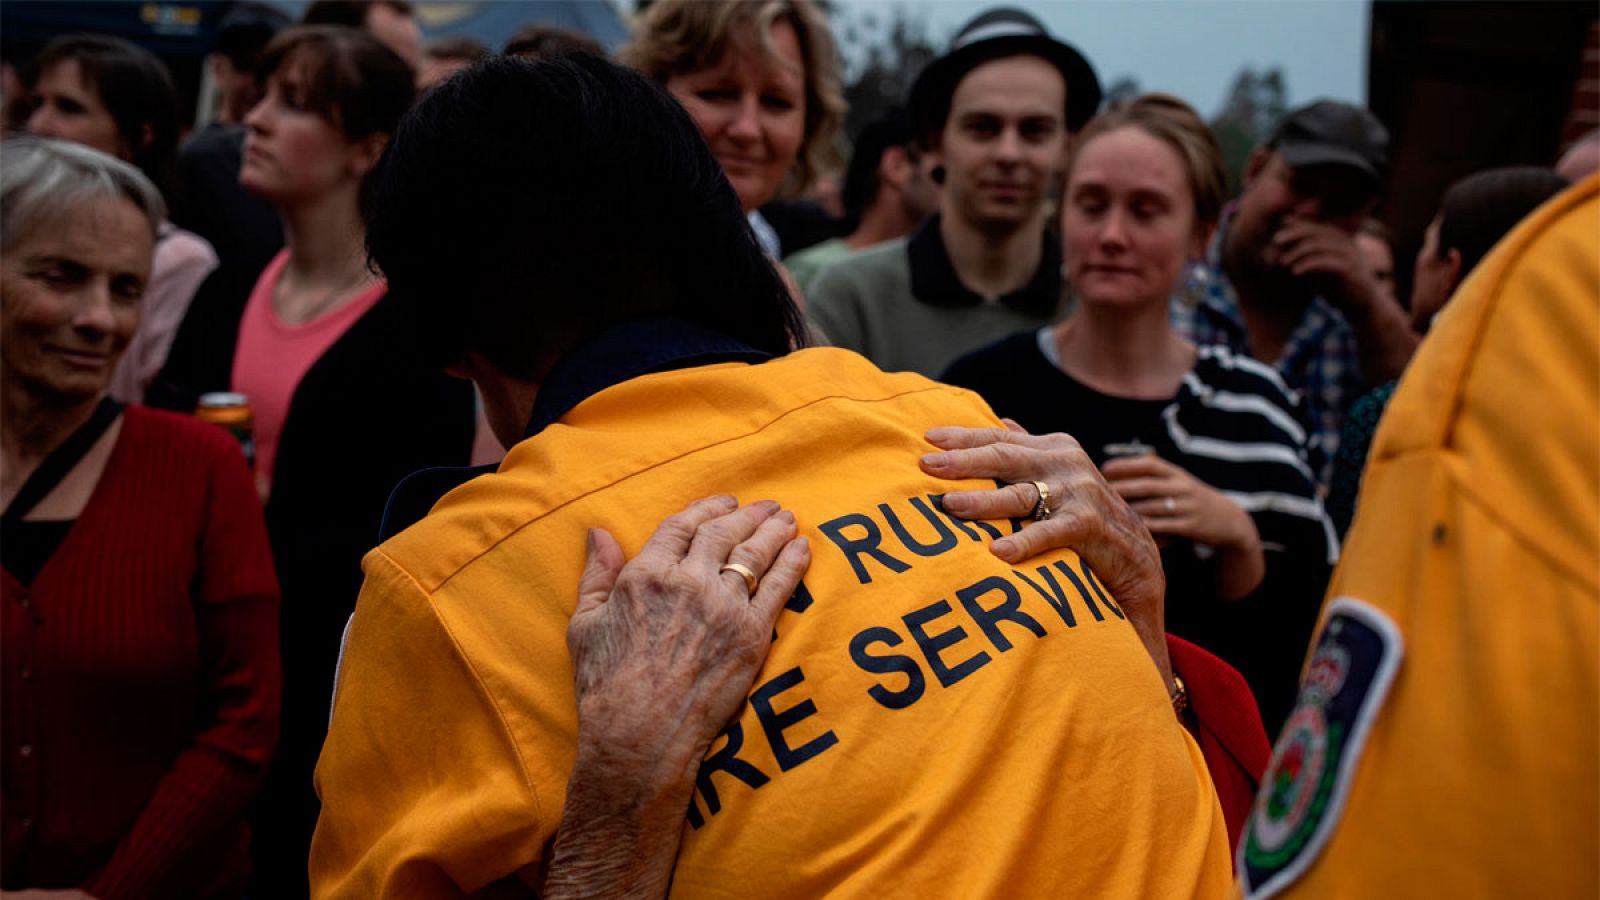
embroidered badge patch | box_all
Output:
[1239,596,1404,898]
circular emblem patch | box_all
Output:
[1250,704,1329,855]
[1239,598,1405,899]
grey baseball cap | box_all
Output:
[1269,100,1390,182]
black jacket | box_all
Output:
[149,261,476,896]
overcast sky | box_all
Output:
[834,0,1370,119]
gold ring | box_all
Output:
[719,562,759,595]
[1164,496,1176,513]
[1030,480,1052,521]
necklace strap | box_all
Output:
[4,396,124,525]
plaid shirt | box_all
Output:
[1170,218,1365,487]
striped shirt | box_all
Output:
[943,330,1338,731]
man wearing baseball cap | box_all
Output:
[1175,100,1417,485]
[808,7,1099,377]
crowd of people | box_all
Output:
[0,1,1594,898]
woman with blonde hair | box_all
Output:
[945,93,1336,740]
[622,0,845,259]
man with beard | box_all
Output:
[1174,101,1416,485]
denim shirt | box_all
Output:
[1169,212,1364,486]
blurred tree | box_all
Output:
[1211,65,1288,194]
[1103,75,1142,109]
[833,4,943,141]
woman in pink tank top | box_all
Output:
[235,27,405,498]
[230,27,477,896]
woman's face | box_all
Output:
[1062,126,1204,310]
[241,58,363,203]
[26,59,128,160]
[665,21,807,213]
[1,197,150,402]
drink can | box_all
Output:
[197,391,256,470]
[1102,439,1157,463]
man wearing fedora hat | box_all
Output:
[809,7,1099,378]
[1174,100,1418,486]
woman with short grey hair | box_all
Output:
[24,35,218,402]
[1,135,165,247]
[0,136,280,897]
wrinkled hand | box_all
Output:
[1273,218,1379,315]
[543,497,810,899]
[568,496,810,772]
[919,422,1170,683]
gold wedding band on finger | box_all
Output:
[1163,496,1176,514]
[719,562,759,596]
[1030,480,1053,521]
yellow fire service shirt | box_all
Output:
[1238,175,1600,898]
[311,346,1231,898]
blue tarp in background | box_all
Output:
[2,0,630,124]
[2,1,628,54]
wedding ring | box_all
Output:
[1163,496,1176,513]
[1030,480,1053,521]
[719,562,759,596]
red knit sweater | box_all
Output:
[2,406,281,898]
[1168,634,1273,856]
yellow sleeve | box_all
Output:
[310,550,547,899]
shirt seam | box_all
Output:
[434,381,977,591]
[369,548,547,831]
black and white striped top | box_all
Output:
[943,328,1338,732]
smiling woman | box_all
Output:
[24,35,219,403]
[0,137,280,899]
[622,0,845,223]
[1,199,146,397]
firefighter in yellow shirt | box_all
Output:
[1239,175,1599,898]
[311,55,1232,898]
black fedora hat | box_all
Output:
[908,7,1102,142]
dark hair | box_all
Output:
[216,2,292,70]
[503,24,606,59]
[255,26,414,143]
[1436,166,1570,278]
[256,26,413,211]
[841,106,915,221]
[301,0,415,28]
[29,35,179,200]
[424,36,490,63]
[365,54,805,379]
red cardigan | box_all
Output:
[1169,634,1273,855]
[2,406,280,898]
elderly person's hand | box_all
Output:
[918,422,1172,687]
[541,496,810,899]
